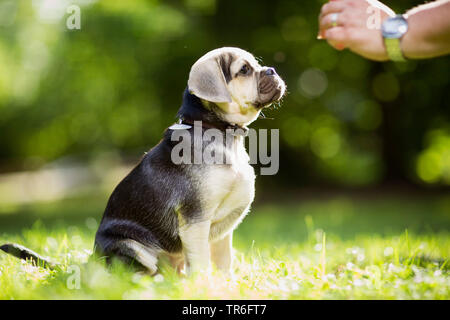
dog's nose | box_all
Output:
[265,67,277,76]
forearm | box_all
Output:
[402,0,450,59]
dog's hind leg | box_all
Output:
[103,239,160,275]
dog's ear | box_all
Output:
[188,56,232,103]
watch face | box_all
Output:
[382,15,408,39]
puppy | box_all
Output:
[1,47,286,276]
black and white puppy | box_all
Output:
[94,47,285,275]
[1,47,286,276]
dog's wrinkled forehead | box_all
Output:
[195,47,260,71]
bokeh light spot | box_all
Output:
[310,127,341,159]
[372,72,400,102]
[298,68,328,98]
[417,151,442,183]
[416,129,450,184]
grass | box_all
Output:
[0,192,449,299]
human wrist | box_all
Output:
[382,15,409,62]
[398,15,416,59]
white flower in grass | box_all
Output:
[291,281,300,291]
[72,250,89,261]
[387,263,400,273]
[346,262,355,270]
[353,279,364,287]
[413,274,424,283]
[325,274,336,282]
[384,247,394,257]
[154,274,164,283]
[278,279,290,292]
[132,272,143,284]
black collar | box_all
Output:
[176,87,249,134]
[180,118,248,134]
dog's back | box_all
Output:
[94,132,197,271]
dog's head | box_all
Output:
[188,47,286,126]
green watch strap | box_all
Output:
[384,38,406,62]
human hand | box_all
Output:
[318,0,396,61]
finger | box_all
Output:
[319,12,346,31]
[324,26,349,43]
[324,26,351,50]
[319,1,347,20]
[330,42,347,51]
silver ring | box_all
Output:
[330,13,339,27]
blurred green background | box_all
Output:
[0,0,449,208]
[1,0,449,300]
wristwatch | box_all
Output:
[381,15,409,62]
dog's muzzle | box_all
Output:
[256,67,285,108]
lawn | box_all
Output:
[0,192,449,299]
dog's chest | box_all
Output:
[199,140,255,233]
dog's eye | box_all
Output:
[239,64,250,75]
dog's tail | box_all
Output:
[0,243,59,269]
